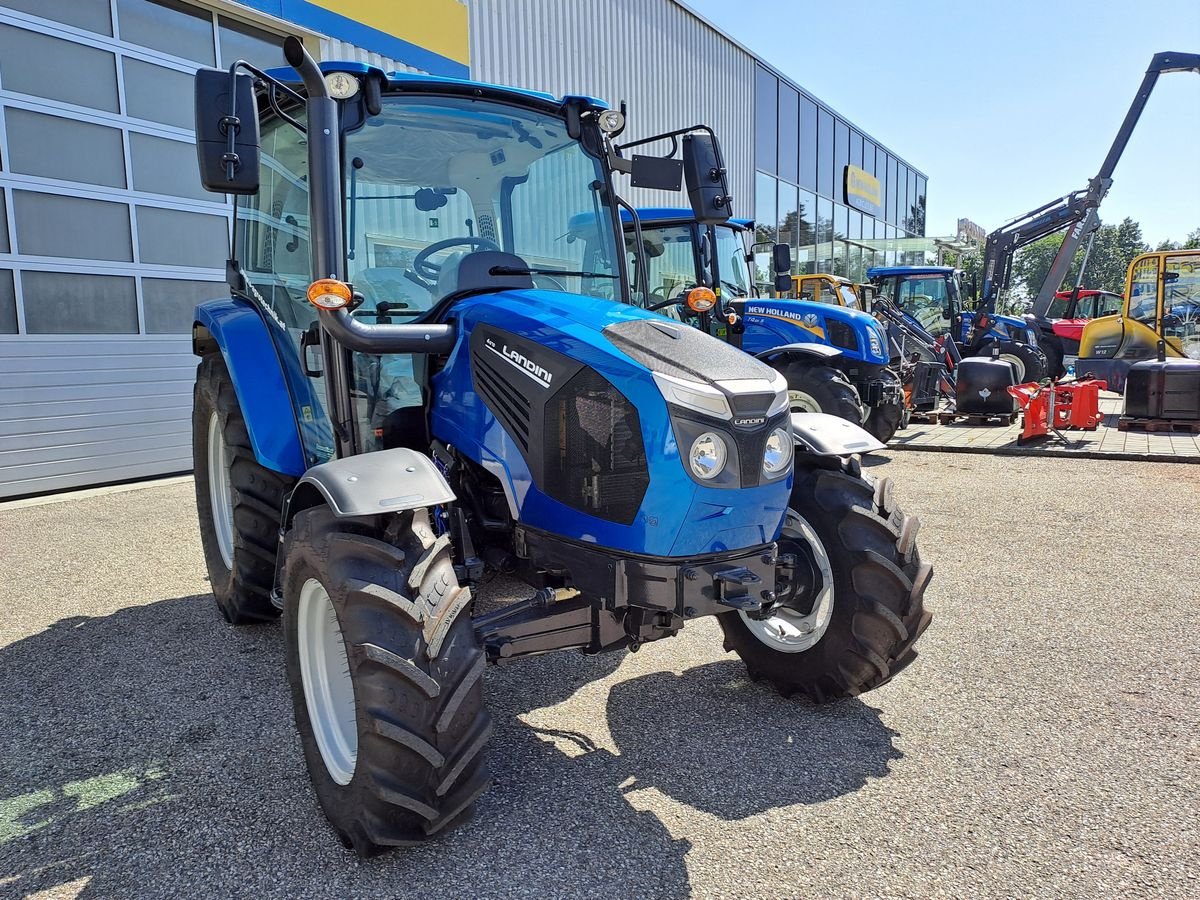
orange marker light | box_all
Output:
[307,278,353,309]
[686,286,717,313]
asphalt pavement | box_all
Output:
[1,453,1198,899]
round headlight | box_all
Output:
[762,427,793,477]
[689,432,727,480]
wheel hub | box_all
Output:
[297,578,358,785]
[206,412,235,570]
[738,512,835,654]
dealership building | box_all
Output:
[0,0,927,498]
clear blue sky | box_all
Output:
[684,0,1200,246]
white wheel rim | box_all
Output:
[997,353,1026,382]
[298,578,358,785]
[739,511,835,653]
[207,411,235,570]
[788,389,823,414]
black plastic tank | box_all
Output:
[1124,357,1200,420]
[956,357,1016,416]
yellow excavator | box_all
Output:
[1077,250,1200,392]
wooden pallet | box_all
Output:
[1117,416,1200,434]
[936,411,1016,426]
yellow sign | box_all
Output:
[311,0,470,66]
[844,165,882,216]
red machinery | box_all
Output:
[1008,378,1107,444]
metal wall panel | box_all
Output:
[466,0,756,218]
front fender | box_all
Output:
[195,298,307,476]
[756,342,844,364]
[287,448,455,523]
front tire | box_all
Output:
[193,352,296,624]
[783,363,864,425]
[282,506,491,856]
[718,459,933,702]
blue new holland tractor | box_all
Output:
[868,265,1049,383]
[610,210,905,442]
[190,39,932,854]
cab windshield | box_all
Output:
[344,96,622,316]
[880,274,952,335]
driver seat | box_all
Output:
[435,250,471,302]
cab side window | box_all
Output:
[1127,258,1159,325]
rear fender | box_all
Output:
[194,298,307,477]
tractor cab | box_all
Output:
[1078,251,1200,390]
[792,273,864,310]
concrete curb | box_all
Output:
[889,442,1199,464]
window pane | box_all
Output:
[130,132,212,201]
[22,270,137,334]
[123,58,194,129]
[4,0,113,35]
[754,66,777,174]
[908,168,919,233]
[14,191,132,261]
[834,120,849,204]
[117,0,215,65]
[219,17,285,70]
[816,196,833,273]
[136,206,227,267]
[0,191,8,254]
[143,277,223,332]
[915,176,927,235]
[886,156,898,224]
[754,172,777,245]
[850,131,863,170]
[897,163,909,230]
[0,270,15,333]
[777,83,798,185]
[817,109,834,199]
[799,96,817,193]
[6,108,126,188]
[797,189,816,274]
[863,139,877,177]
[0,25,118,113]
[777,181,798,260]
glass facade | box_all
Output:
[752,64,928,280]
[0,0,297,337]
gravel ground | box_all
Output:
[1,452,1198,899]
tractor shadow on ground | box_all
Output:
[0,597,900,899]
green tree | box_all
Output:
[1012,217,1148,296]
[1155,228,1200,251]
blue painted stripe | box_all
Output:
[232,0,469,79]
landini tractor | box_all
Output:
[190,39,932,855]
[605,209,906,441]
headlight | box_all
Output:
[867,325,884,358]
[762,427,793,477]
[688,432,728,480]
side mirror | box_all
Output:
[682,132,731,225]
[772,244,792,293]
[194,68,260,195]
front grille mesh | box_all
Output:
[543,369,648,524]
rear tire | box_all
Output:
[282,506,491,856]
[976,340,1048,384]
[718,458,933,702]
[783,363,864,425]
[1041,338,1064,380]
[193,352,295,624]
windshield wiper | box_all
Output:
[490,265,619,279]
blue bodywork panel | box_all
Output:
[616,207,753,232]
[739,298,890,365]
[195,298,329,477]
[430,290,791,557]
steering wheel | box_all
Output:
[412,237,500,284]
[532,274,568,293]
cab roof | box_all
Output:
[867,265,955,277]
[620,208,753,230]
[264,61,608,111]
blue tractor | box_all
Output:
[586,209,906,441]
[868,265,1049,384]
[189,40,932,853]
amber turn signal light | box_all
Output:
[686,286,717,313]
[307,278,353,310]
